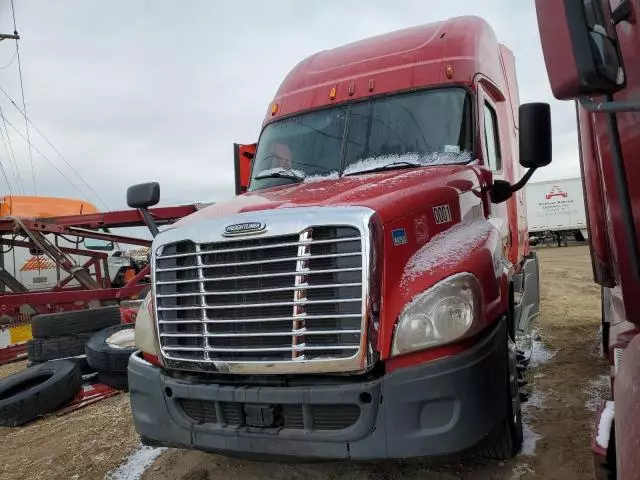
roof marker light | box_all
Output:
[445,65,454,79]
[368,79,375,92]
[329,86,337,100]
[348,82,355,96]
[271,103,279,116]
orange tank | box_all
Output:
[0,195,98,218]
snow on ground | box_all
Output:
[105,445,167,480]
[596,401,615,449]
[343,151,472,176]
[584,374,610,412]
[510,463,535,480]
[520,391,546,456]
[529,333,556,367]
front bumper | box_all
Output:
[128,319,508,460]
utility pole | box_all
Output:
[0,33,19,41]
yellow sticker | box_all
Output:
[10,324,32,344]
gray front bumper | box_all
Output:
[128,319,508,460]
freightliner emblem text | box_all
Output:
[223,222,266,236]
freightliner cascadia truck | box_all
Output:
[127,16,553,460]
[534,1,640,478]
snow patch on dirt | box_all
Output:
[596,400,615,449]
[105,445,166,480]
[343,151,472,176]
[401,220,493,287]
[520,391,546,456]
[510,463,535,479]
[529,334,556,366]
[584,375,610,412]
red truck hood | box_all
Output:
[176,165,481,227]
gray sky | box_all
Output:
[0,0,580,212]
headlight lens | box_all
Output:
[134,291,160,357]
[391,273,481,356]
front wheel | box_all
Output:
[484,332,523,459]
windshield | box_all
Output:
[249,87,473,191]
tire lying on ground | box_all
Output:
[27,356,94,375]
[86,324,136,379]
[30,306,122,338]
[27,333,93,363]
[96,372,129,391]
[0,360,82,426]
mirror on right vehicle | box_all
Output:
[535,0,625,100]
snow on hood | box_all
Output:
[401,220,493,287]
[343,151,473,176]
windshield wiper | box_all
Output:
[254,170,305,183]
[344,161,422,176]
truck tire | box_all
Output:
[484,329,523,460]
[27,356,94,375]
[85,324,136,375]
[0,360,82,426]
[31,306,122,338]
[27,334,93,363]
[97,372,129,391]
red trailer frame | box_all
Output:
[0,204,199,364]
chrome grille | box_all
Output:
[154,226,364,366]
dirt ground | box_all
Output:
[0,245,609,480]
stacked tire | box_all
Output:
[27,306,122,374]
[86,324,137,390]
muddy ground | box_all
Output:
[0,245,608,480]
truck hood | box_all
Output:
[176,165,481,227]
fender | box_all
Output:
[379,218,510,362]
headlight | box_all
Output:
[134,291,160,357]
[391,273,481,356]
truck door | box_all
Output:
[478,82,521,267]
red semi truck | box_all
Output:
[127,16,553,460]
[534,1,640,478]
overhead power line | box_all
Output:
[0,102,24,193]
[0,112,92,201]
[10,0,35,194]
[0,87,110,209]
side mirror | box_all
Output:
[234,143,256,195]
[535,0,625,100]
[126,182,160,237]
[85,238,115,251]
[491,102,552,204]
[127,182,160,209]
[519,103,552,169]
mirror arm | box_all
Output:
[579,96,640,113]
[612,0,634,25]
[510,168,537,193]
[139,208,160,237]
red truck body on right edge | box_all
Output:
[535,1,640,479]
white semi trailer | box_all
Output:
[525,177,589,246]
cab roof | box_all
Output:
[264,15,511,125]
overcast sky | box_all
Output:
[0,0,580,212]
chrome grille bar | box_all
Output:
[156,251,360,272]
[158,236,360,259]
[156,282,362,298]
[155,267,361,284]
